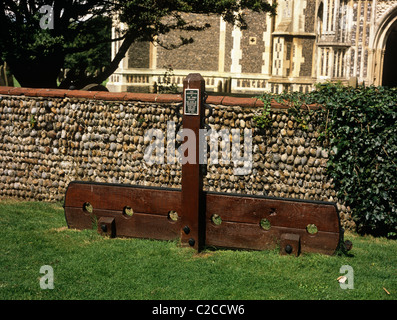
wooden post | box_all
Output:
[180,73,206,251]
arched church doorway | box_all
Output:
[370,6,397,86]
[382,22,397,88]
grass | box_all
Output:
[0,199,396,300]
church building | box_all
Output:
[107,0,397,94]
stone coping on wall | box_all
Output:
[0,86,321,110]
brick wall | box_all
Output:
[128,41,151,69]
[240,11,267,74]
[156,14,220,71]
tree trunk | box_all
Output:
[82,33,136,89]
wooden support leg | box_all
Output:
[98,217,116,238]
[280,233,301,256]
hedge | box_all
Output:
[255,83,397,238]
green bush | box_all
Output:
[256,84,397,238]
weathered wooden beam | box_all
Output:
[64,181,182,241]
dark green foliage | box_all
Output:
[0,1,113,88]
[253,93,272,128]
[315,84,397,239]
[256,84,397,238]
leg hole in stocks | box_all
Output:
[260,218,271,231]
[211,214,222,226]
[168,210,179,222]
[123,206,134,217]
[83,202,93,213]
[306,224,318,235]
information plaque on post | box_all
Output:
[184,89,200,115]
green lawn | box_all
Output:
[0,200,395,300]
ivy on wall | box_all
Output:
[256,83,397,238]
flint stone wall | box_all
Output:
[0,87,354,230]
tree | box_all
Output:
[0,0,276,89]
